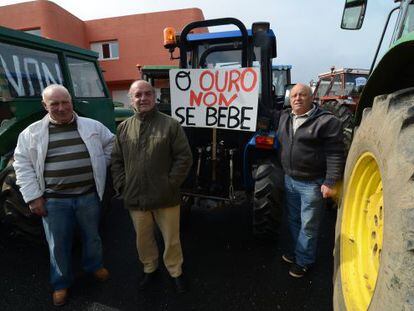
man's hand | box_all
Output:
[29,197,47,216]
[321,184,336,199]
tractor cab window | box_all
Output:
[202,49,242,69]
[400,2,414,38]
[197,42,250,69]
[67,57,105,98]
[196,41,260,68]
[315,77,331,98]
[329,75,343,96]
[344,73,368,95]
[272,70,288,97]
[0,42,64,98]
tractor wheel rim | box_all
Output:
[341,152,383,310]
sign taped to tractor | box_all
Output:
[169,67,260,131]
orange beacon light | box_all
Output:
[163,27,177,50]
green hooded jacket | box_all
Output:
[111,109,192,210]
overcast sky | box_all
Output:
[1,0,398,82]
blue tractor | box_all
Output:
[163,18,291,239]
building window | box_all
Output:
[90,41,119,60]
[24,28,41,36]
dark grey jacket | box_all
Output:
[277,105,345,186]
[111,109,193,210]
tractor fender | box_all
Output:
[357,37,414,124]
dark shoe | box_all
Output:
[52,288,68,307]
[139,270,158,290]
[289,263,308,278]
[172,275,187,293]
[281,253,295,264]
[94,267,110,282]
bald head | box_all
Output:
[128,80,156,114]
[291,83,312,97]
[42,84,74,124]
[290,83,313,115]
[42,84,71,102]
[128,80,154,95]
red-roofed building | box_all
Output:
[0,0,204,104]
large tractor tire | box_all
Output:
[320,100,355,152]
[0,165,44,241]
[333,88,414,310]
[252,163,283,240]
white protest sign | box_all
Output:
[169,68,259,132]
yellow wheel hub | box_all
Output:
[341,152,383,310]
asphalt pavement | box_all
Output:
[0,200,336,311]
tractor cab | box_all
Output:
[312,67,369,151]
[313,67,369,113]
[0,26,117,169]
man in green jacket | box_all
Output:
[111,80,192,293]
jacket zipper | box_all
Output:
[289,116,294,173]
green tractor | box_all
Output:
[334,1,414,310]
[0,26,130,240]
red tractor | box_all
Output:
[312,67,369,150]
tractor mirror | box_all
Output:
[341,0,367,30]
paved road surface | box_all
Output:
[0,201,336,311]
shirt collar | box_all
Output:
[135,107,158,121]
[48,112,76,125]
[291,104,316,118]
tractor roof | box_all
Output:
[0,25,98,59]
[318,68,369,78]
[140,65,178,79]
[272,65,292,70]
[187,29,276,42]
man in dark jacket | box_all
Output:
[111,80,192,292]
[277,83,344,278]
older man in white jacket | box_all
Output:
[13,84,114,306]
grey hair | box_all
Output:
[42,84,71,101]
